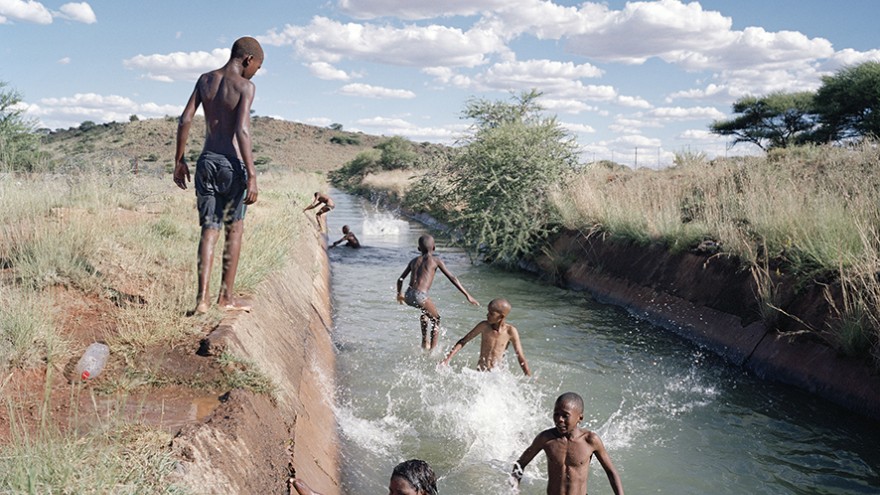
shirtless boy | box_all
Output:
[329,225,360,248]
[173,36,263,314]
[303,191,334,233]
[440,298,531,376]
[512,392,624,495]
[397,234,479,350]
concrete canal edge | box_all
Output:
[170,226,341,494]
[533,229,880,422]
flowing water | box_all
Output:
[324,190,880,495]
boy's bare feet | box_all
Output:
[194,301,211,314]
[289,478,318,495]
[219,296,252,312]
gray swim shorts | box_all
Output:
[194,151,248,229]
[404,287,428,308]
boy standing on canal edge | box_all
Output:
[440,298,531,376]
[397,234,479,350]
[512,392,624,495]
[173,36,263,315]
[303,191,334,233]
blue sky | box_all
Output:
[3,0,879,167]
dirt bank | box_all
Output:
[534,229,880,421]
[171,228,340,494]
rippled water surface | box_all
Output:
[324,190,880,495]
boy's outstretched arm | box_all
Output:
[436,258,479,306]
[440,324,482,367]
[593,435,625,495]
[512,432,546,485]
[508,327,532,376]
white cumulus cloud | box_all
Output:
[57,2,95,23]
[307,62,351,81]
[261,16,504,68]
[123,48,230,83]
[0,0,52,24]
[23,92,182,130]
[339,83,416,99]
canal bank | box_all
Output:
[170,225,340,495]
[533,229,880,421]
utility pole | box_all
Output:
[635,146,638,168]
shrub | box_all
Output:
[422,90,579,264]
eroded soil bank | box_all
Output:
[532,229,880,421]
[171,228,340,494]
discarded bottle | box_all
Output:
[74,342,110,380]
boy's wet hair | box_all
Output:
[231,36,263,60]
[392,459,438,495]
[556,392,584,413]
[342,225,350,233]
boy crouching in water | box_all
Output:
[513,392,624,495]
[397,234,479,350]
[440,298,531,376]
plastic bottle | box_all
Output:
[74,342,110,380]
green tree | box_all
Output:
[375,135,417,170]
[329,123,343,131]
[426,90,579,264]
[0,82,43,171]
[813,61,880,142]
[710,91,816,151]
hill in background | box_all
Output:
[41,116,402,174]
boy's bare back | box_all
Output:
[197,68,255,157]
[406,253,441,293]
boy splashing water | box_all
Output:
[397,234,479,350]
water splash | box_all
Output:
[362,212,410,237]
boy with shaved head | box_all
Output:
[173,36,263,314]
[440,298,531,376]
[513,392,625,495]
[397,234,479,350]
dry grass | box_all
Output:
[360,169,425,201]
[553,142,880,360]
[0,161,323,492]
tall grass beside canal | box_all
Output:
[551,143,880,366]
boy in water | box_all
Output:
[291,459,438,495]
[173,36,263,314]
[329,225,360,248]
[303,191,334,233]
[440,298,531,376]
[512,392,624,495]
[397,234,479,350]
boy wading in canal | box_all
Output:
[440,298,531,376]
[513,392,624,495]
[173,36,263,314]
[397,234,479,350]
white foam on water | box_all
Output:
[362,212,410,236]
